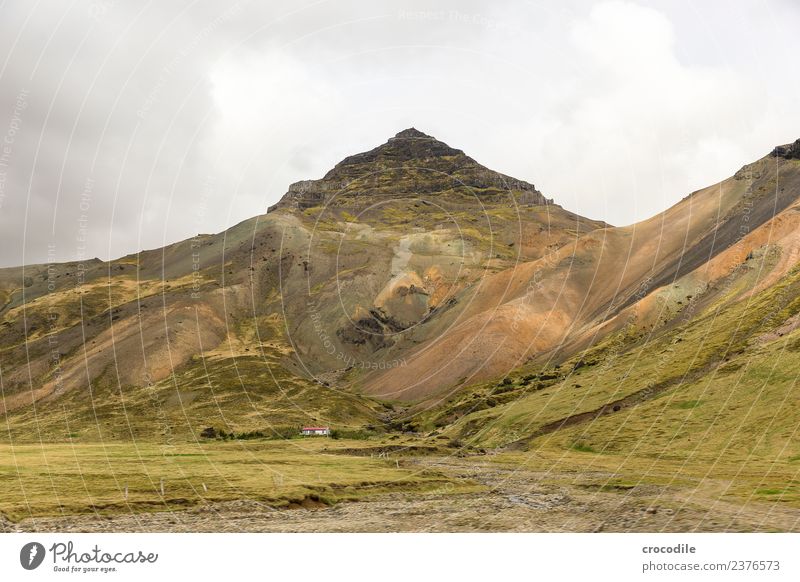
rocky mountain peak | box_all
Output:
[393,127,431,139]
[270,128,552,212]
[327,128,464,171]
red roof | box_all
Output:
[302,427,329,430]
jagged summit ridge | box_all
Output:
[393,127,431,139]
[271,128,552,211]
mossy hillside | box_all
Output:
[2,338,383,443]
[540,334,800,466]
[1,275,202,341]
[422,263,800,449]
[2,357,380,443]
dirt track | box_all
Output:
[5,457,799,533]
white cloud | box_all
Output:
[483,0,766,224]
[572,1,676,74]
[206,50,344,211]
[0,0,798,265]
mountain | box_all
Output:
[369,138,800,402]
[2,130,800,456]
[419,137,800,466]
[265,128,605,402]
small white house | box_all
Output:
[301,426,330,436]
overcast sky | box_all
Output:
[0,0,798,267]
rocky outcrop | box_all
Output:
[270,128,553,211]
[772,138,800,160]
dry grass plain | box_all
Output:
[2,437,799,532]
[0,438,468,525]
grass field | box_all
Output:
[0,439,469,523]
[487,447,800,510]
[4,437,796,531]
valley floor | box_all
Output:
[3,444,799,532]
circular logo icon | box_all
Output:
[20,542,46,570]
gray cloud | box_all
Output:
[0,0,798,267]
